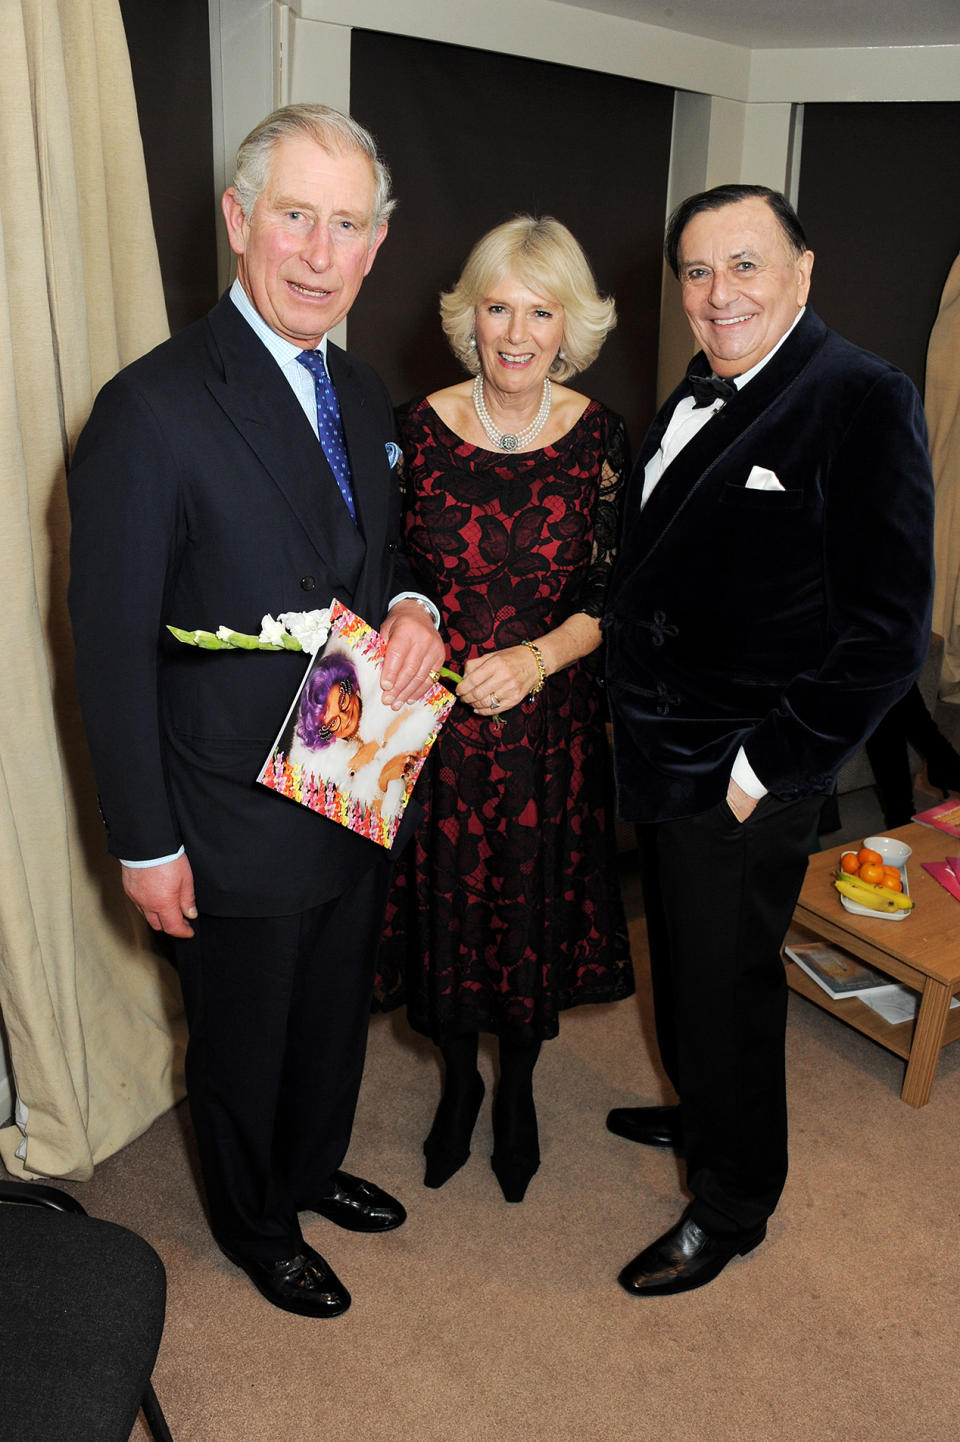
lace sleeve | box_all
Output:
[576,409,630,620]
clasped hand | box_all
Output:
[457,645,541,716]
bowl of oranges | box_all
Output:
[836,836,912,920]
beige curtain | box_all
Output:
[926,251,960,701]
[0,0,185,1181]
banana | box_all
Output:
[837,871,914,910]
[834,875,913,913]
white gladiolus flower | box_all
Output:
[171,610,333,654]
[258,614,288,647]
[278,608,333,655]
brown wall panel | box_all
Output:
[348,30,674,451]
[119,0,218,334]
[799,101,960,393]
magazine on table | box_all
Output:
[783,941,892,1000]
[911,798,960,839]
[857,985,960,1025]
[785,942,960,1023]
[257,599,455,850]
[921,857,960,903]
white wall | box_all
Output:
[285,0,960,104]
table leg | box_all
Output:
[901,978,952,1107]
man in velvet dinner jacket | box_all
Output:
[604,185,934,1295]
[68,105,443,1317]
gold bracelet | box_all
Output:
[522,639,547,696]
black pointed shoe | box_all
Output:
[490,1149,539,1203]
[309,1171,406,1233]
[423,1071,485,1188]
[490,1094,540,1203]
[222,1244,351,1317]
[617,1208,766,1296]
[606,1104,683,1151]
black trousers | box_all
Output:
[175,860,391,1261]
[637,791,822,1236]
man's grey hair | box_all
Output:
[232,103,396,235]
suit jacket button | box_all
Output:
[300,575,316,591]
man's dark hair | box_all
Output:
[664,184,810,278]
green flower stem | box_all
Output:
[166,625,292,652]
[223,630,266,651]
[166,629,488,708]
[435,663,502,727]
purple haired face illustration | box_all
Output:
[296,653,363,750]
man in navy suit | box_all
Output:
[68,105,443,1316]
[604,185,934,1294]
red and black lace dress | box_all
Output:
[376,397,634,1043]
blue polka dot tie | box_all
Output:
[297,349,357,524]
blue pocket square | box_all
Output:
[385,441,401,469]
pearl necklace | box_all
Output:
[472,375,552,451]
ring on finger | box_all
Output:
[489,692,500,708]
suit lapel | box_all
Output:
[327,343,391,613]
[203,297,364,593]
[628,308,829,563]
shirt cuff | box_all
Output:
[388,592,440,629]
[731,748,768,800]
[120,847,185,869]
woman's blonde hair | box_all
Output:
[439,216,617,383]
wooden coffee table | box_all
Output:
[786,822,960,1106]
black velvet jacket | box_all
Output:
[604,307,935,824]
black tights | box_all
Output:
[430,1031,543,1200]
[438,1032,542,1100]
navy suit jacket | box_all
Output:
[604,308,935,824]
[68,293,417,914]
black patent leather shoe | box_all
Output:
[222,1243,351,1317]
[618,1209,766,1296]
[309,1171,406,1232]
[606,1104,683,1151]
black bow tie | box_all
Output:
[688,372,738,408]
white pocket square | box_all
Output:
[385,441,401,469]
[745,465,785,492]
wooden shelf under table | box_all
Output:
[787,822,960,1106]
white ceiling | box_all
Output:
[556,0,960,50]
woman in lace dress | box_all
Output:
[379,217,633,1201]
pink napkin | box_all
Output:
[921,859,960,901]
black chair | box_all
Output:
[0,1179,174,1441]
